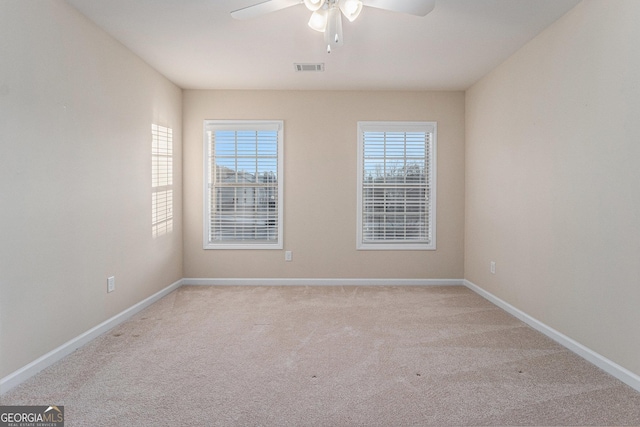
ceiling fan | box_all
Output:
[231,0,436,53]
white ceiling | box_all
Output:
[64,0,581,91]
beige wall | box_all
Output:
[183,90,465,279]
[0,0,183,378]
[465,0,640,376]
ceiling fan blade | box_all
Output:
[231,0,303,20]
[361,0,436,17]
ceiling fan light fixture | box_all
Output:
[303,0,325,12]
[308,8,328,32]
[231,0,437,53]
[339,0,363,22]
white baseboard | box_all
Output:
[0,279,183,394]
[182,278,464,286]
[464,279,640,393]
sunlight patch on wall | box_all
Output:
[152,124,173,237]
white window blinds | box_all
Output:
[357,122,436,250]
[204,121,283,249]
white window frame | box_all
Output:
[357,121,436,250]
[203,120,283,250]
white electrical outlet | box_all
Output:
[285,251,292,262]
[107,276,115,293]
[490,262,496,274]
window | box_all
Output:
[204,120,283,249]
[357,121,436,250]
[152,124,173,237]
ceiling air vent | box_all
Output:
[294,63,325,72]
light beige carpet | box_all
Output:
[2,285,640,426]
